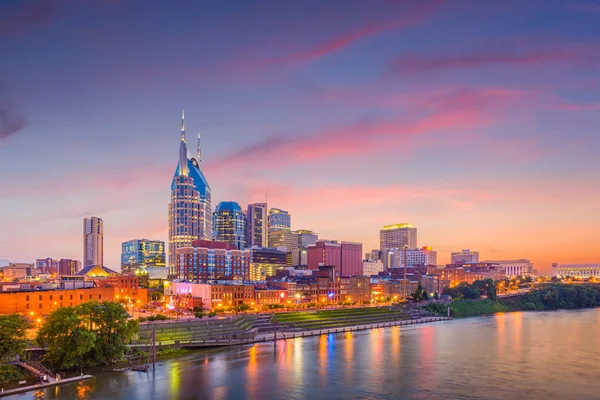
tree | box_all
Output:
[36,307,96,369]
[422,290,429,300]
[433,292,439,300]
[36,301,138,369]
[0,314,31,361]
[78,301,138,365]
[413,285,423,302]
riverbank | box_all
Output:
[426,283,600,318]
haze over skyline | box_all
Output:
[1,0,599,273]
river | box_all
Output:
[9,309,600,399]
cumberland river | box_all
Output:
[14,309,600,400]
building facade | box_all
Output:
[247,203,268,247]
[84,216,103,268]
[380,223,417,250]
[36,258,58,274]
[213,201,246,250]
[307,240,363,276]
[248,247,288,281]
[176,241,250,282]
[168,111,212,274]
[363,260,384,276]
[482,259,534,277]
[451,249,480,264]
[268,208,291,233]
[121,239,166,273]
[552,263,600,279]
[400,246,437,267]
[58,259,81,276]
[269,229,299,265]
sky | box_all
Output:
[0,0,599,273]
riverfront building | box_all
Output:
[380,223,417,250]
[84,216,103,268]
[552,263,600,279]
[451,249,480,264]
[169,111,212,274]
[213,201,246,250]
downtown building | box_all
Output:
[481,259,534,277]
[551,263,600,279]
[451,249,480,264]
[269,229,299,266]
[213,201,246,250]
[307,240,363,277]
[268,208,291,246]
[168,111,212,274]
[247,247,288,281]
[296,229,318,267]
[385,246,437,268]
[380,223,417,250]
[247,203,268,247]
[84,216,103,268]
[176,240,250,282]
[121,239,166,274]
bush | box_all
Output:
[139,314,169,322]
[207,311,218,318]
[194,312,204,319]
[0,364,32,384]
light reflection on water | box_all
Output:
[13,308,600,400]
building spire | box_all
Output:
[180,109,185,142]
[196,132,202,164]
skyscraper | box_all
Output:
[268,208,291,233]
[83,217,103,268]
[269,229,299,265]
[213,201,246,250]
[451,249,480,264]
[380,223,417,250]
[247,203,268,247]
[169,111,212,274]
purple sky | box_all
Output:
[1,0,599,272]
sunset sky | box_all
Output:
[1,0,599,273]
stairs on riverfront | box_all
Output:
[271,307,416,332]
[251,314,277,333]
[16,361,55,382]
[133,315,257,346]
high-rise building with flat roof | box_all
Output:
[58,259,81,275]
[451,249,479,264]
[84,216,103,268]
[380,223,417,250]
[307,240,363,276]
[121,239,166,273]
[399,246,437,267]
[268,208,291,233]
[269,229,299,265]
[169,111,212,274]
[36,258,58,274]
[247,247,288,281]
[213,201,246,250]
[247,203,268,247]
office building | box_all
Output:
[177,241,250,282]
[213,201,246,250]
[481,259,534,277]
[307,240,363,276]
[169,111,212,274]
[268,208,291,233]
[365,249,382,262]
[36,258,58,274]
[83,216,103,268]
[552,263,600,279]
[451,249,480,264]
[363,260,384,276]
[247,203,268,247]
[380,223,417,250]
[269,229,299,265]
[400,246,437,267]
[121,239,166,273]
[247,247,288,281]
[58,259,81,276]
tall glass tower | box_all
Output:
[213,201,246,250]
[168,111,212,275]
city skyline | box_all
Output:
[1,1,600,273]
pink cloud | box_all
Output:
[391,40,600,73]
[557,102,600,111]
[259,1,443,67]
[205,86,529,173]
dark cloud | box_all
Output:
[0,89,26,140]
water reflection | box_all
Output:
[18,309,600,400]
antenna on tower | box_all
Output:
[197,132,202,164]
